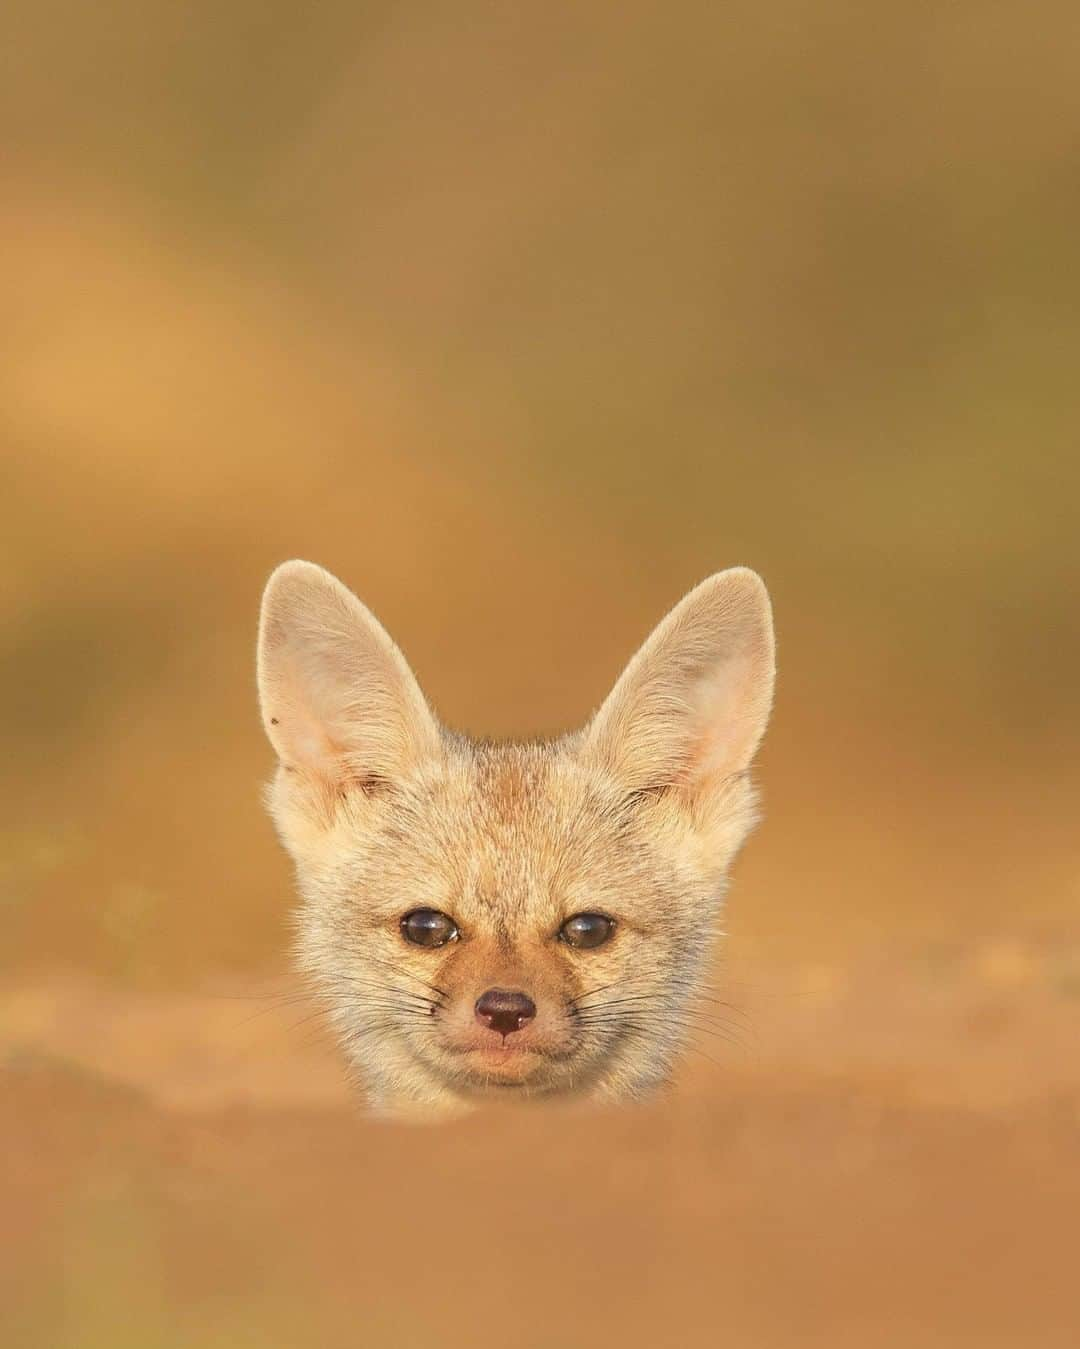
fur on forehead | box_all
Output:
[282,735,756,927]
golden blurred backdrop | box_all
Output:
[2,4,1079,1347]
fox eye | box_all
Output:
[559,913,615,949]
[401,909,459,948]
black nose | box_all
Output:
[474,989,537,1036]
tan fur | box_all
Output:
[257,561,775,1118]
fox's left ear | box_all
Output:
[582,569,775,805]
[257,561,441,829]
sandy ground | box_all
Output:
[3,948,1078,1349]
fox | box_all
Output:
[257,561,775,1117]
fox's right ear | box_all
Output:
[257,562,441,832]
[581,568,775,808]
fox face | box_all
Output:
[257,562,775,1116]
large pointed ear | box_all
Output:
[581,569,775,802]
[257,562,441,811]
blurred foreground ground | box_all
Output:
[4,941,1079,1349]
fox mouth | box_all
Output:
[449,1045,545,1076]
[436,1041,579,1092]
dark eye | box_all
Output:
[559,913,615,949]
[401,909,459,948]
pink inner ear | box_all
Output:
[676,653,759,789]
[270,699,337,776]
[265,640,355,781]
[295,723,343,775]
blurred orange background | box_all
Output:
[2,4,1078,1346]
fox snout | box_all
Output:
[474,988,537,1036]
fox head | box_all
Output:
[257,562,775,1116]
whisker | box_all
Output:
[342,950,449,1001]
[574,1008,751,1054]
